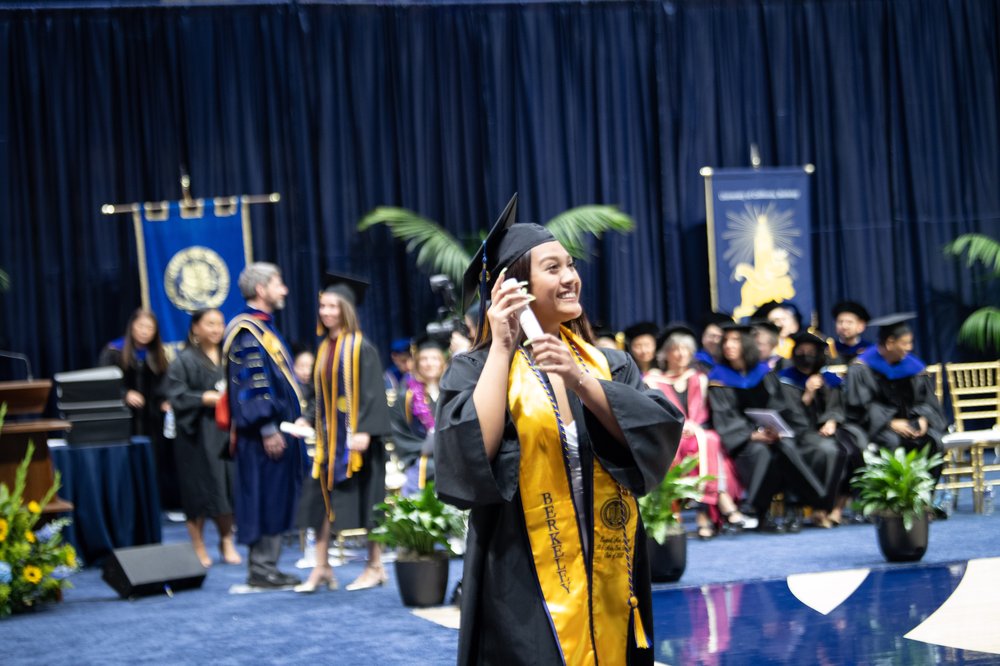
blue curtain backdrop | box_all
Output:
[1,0,998,380]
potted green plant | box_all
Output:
[371,482,466,607]
[638,455,712,582]
[851,446,944,562]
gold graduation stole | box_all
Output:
[314,333,364,498]
[222,313,304,408]
[508,326,648,665]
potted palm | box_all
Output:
[371,482,466,607]
[851,446,944,562]
[638,455,712,583]
[944,233,999,353]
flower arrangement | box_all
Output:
[0,404,78,616]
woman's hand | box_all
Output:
[750,427,780,444]
[348,432,371,452]
[486,270,534,355]
[529,334,579,384]
[202,390,221,407]
[125,389,145,409]
[819,420,837,437]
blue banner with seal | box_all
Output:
[703,167,814,322]
[133,198,252,345]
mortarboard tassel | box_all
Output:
[474,240,489,346]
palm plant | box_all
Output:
[637,455,713,544]
[944,233,1000,352]
[358,203,635,287]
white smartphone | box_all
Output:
[501,277,544,341]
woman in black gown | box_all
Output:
[166,309,240,568]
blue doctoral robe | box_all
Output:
[225,308,304,545]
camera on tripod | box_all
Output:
[425,274,467,345]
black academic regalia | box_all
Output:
[434,347,683,666]
[165,346,234,519]
[320,338,391,532]
[389,383,437,494]
[708,372,830,516]
[844,361,946,458]
[778,371,860,506]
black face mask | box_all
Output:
[794,354,818,373]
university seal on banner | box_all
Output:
[163,246,230,311]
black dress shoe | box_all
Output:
[756,516,784,533]
[248,572,300,589]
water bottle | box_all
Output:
[936,489,954,518]
[163,410,176,439]
[983,486,994,516]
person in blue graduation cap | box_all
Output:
[708,322,832,532]
[828,300,874,363]
[296,272,391,593]
[389,335,447,496]
[844,313,945,468]
[778,332,859,527]
[434,194,683,665]
[383,337,413,395]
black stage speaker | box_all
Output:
[102,543,207,599]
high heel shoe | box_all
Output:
[345,566,388,591]
[697,525,716,540]
[294,568,338,593]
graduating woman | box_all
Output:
[390,337,447,496]
[645,324,745,538]
[297,273,391,593]
[708,323,835,530]
[166,309,240,567]
[435,195,683,665]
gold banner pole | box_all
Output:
[101,192,280,215]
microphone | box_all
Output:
[0,350,34,381]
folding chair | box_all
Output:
[942,361,1000,513]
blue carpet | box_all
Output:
[2,490,998,664]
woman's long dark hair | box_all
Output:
[121,308,168,374]
[720,330,761,371]
[186,308,223,352]
[471,249,595,351]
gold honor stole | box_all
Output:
[314,333,364,497]
[508,326,647,665]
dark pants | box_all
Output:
[248,534,283,578]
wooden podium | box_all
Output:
[0,380,73,514]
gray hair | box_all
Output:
[664,332,698,356]
[238,262,281,300]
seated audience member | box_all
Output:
[778,332,860,527]
[390,336,446,496]
[165,309,240,567]
[384,338,413,394]
[752,320,786,371]
[592,321,621,351]
[755,301,802,359]
[695,311,732,371]
[828,300,873,363]
[845,313,945,473]
[646,324,746,537]
[708,323,830,532]
[624,320,660,376]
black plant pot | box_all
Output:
[647,532,687,582]
[394,551,450,607]
[875,512,929,562]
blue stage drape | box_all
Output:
[1,0,998,381]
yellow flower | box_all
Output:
[64,548,77,569]
[23,565,42,584]
[26,530,36,543]
[27,501,41,514]
[0,518,7,542]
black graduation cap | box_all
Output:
[701,311,733,329]
[591,321,619,340]
[720,321,754,335]
[414,334,448,353]
[624,321,659,345]
[461,193,556,311]
[750,319,782,337]
[791,331,827,350]
[753,300,802,325]
[831,300,871,322]
[870,312,916,343]
[322,271,369,307]
[656,322,697,350]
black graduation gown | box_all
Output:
[434,347,683,666]
[389,384,437,492]
[321,338,391,532]
[844,362,946,456]
[165,346,234,519]
[708,373,829,515]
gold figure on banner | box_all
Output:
[731,212,795,319]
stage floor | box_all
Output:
[650,558,1000,664]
